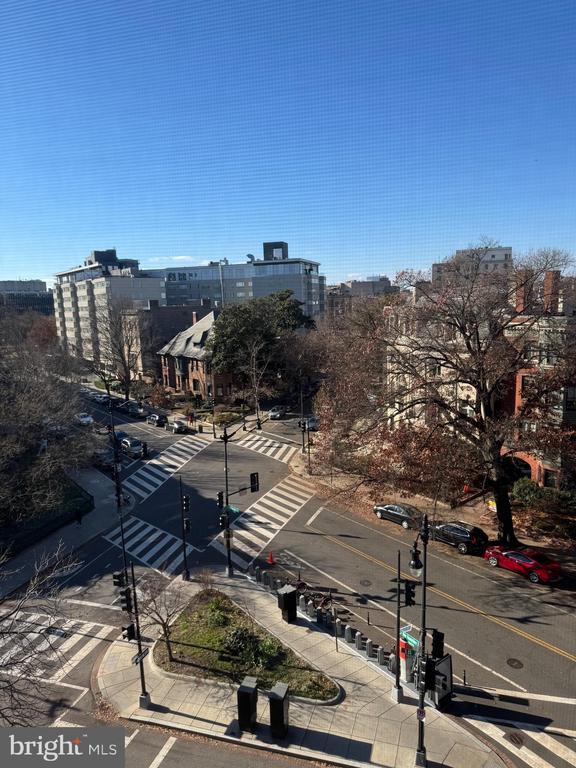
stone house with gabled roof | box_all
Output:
[158,310,235,403]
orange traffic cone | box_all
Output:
[267,551,275,566]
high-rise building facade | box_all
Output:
[146,242,325,319]
[53,250,165,365]
[0,280,54,315]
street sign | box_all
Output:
[131,648,149,665]
[416,708,426,721]
[400,629,420,649]
[225,505,240,513]
[400,624,412,633]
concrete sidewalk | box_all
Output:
[96,571,509,768]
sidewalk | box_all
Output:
[96,571,509,768]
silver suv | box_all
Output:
[119,436,144,458]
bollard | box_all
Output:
[344,624,353,643]
[299,594,307,612]
[255,566,261,583]
[325,610,332,627]
[262,571,270,587]
[335,618,343,637]
[316,607,323,624]
[355,631,363,651]
[377,646,387,666]
[366,639,373,658]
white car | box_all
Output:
[268,405,287,419]
[74,412,94,426]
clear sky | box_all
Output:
[1,0,576,286]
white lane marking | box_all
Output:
[49,625,113,682]
[51,689,89,728]
[284,549,527,692]
[459,686,576,705]
[63,599,122,611]
[463,718,573,768]
[320,506,576,617]
[148,736,177,768]
[125,728,140,747]
[306,506,324,527]
[57,542,119,587]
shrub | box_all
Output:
[224,627,260,665]
[207,606,229,628]
[511,478,541,506]
[256,636,285,668]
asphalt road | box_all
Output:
[8,403,576,767]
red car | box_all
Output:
[483,546,562,584]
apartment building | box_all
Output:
[326,275,398,320]
[53,250,165,366]
[432,246,513,287]
[0,280,54,315]
[146,242,326,319]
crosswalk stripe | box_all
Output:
[50,625,113,683]
[124,475,160,494]
[251,503,289,523]
[282,476,316,493]
[257,497,293,514]
[123,524,156,550]
[143,464,169,481]
[108,518,146,545]
[236,435,297,463]
[463,719,570,768]
[153,540,182,570]
[130,530,166,557]
[0,613,47,663]
[210,538,252,567]
[232,524,270,547]
[145,533,178,562]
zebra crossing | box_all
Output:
[0,611,116,683]
[103,516,196,576]
[235,434,299,463]
[210,475,316,568]
[122,434,209,502]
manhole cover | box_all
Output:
[507,732,524,747]
[360,579,372,587]
[506,658,524,669]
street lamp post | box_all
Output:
[178,476,190,581]
[409,514,430,768]
[299,377,306,454]
[221,425,233,578]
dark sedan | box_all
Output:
[431,521,488,555]
[373,502,421,529]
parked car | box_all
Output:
[119,436,144,459]
[483,546,562,583]
[304,416,319,431]
[117,401,147,417]
[268,405,287,420]
[373,502,421,529]
[431,521,488,555]
[147,413,167,427]
[171,419,188,434]
[74,412,94,426]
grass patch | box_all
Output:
[154,589,338,701]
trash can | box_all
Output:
[277,585,297,623]
[269,682,289,738]
[237,675,258,732]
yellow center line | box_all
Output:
[319,530,576,664]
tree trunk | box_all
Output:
[493,481,518,547]
[164,629,173,661]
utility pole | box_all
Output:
[392,549,402,702]
[299,376,306,454]
[221,425,233,578]
[410,515,430,768]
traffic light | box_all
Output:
[219,513,227,530]
[250,472,259,493]
[112,571,125,588]
[404,579,416,607]
[217,491,224,509]
[184,517,191,532]
[119,587,133,613]
[182,495,190,513]
[431,629,444,659]
[419,655,437,691]
[122,623,136,641]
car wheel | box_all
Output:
[401,520,410,529]
[528,572,540,584]
[376,510,384,519]
[457,543,468,555]
[488,556,498,567]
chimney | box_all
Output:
[515,270,534,314]
[543,270,561,314]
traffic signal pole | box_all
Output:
[222,426,233,578]
[392,549,402,702]
[415,516,430,768]
[179,477,190,581]
[109,402,129,583]
[130,561,150,709]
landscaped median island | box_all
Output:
[153,589,339,701]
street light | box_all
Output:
[109,402,129,583]
[411,514,430,768]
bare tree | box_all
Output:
[137,574,189,661]
[0,545,77,726]
[315,245,576,545]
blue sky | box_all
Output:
[1,0,576,285]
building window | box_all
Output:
[192,379,200,392]
[236,281,245,287]
[216,385,223,396]
[178,273,187,281]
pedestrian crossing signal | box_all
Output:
[250,472,259,493]
[112,571,125,588]
[122,623,136,641]
[431,629,444,659]
[219,513,227,530]
[217,491,224,509]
